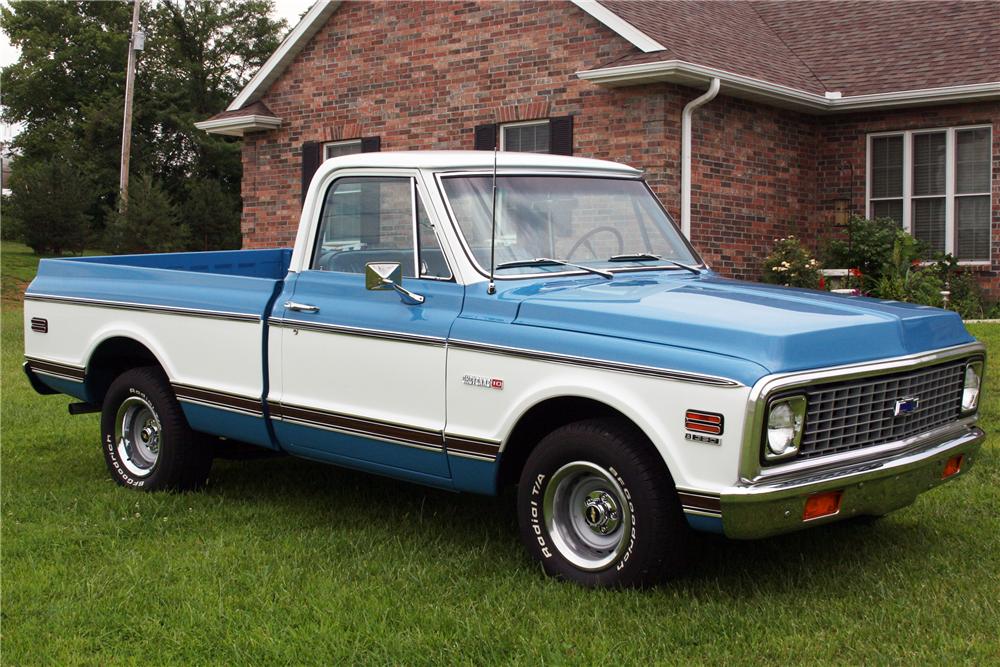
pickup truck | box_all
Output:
[24,151,985,588]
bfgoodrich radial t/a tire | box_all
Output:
[517,419,692,588]
[100,366,212,491]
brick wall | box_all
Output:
[239,0,996,290]
[816,102,1000,296]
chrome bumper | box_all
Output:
[720,425,984,539]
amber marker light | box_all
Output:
[942,455,964,479]
[802,491,843,521]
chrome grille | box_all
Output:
[796,360,967,459]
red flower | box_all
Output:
[849,267,862,278]
[819,276,826,290]
[911,259,921,267]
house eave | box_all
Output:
[576,60,1000,113]
[193,115,283,137]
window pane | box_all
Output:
[871,135,903,198]
[871,199,903,226]
[503,122,550,153]
[312,177,417,276]
[956,128,991,194]
[912,198,946,257]
[416,196,451,279]
[912,132,946,196]
[956,195,991,261]
[324,140,362,159]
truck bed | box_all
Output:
[24,248,293,449]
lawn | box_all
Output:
[2,240,999,665]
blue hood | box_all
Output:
[509,273,974,374]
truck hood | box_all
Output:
[509,274,974,374]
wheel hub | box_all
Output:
[115,396,162,478]
[583,490,620,534]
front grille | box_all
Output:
[795,360,968,459]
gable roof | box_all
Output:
[581,0,1000,110]
[210,0,999,126]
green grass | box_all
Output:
[3,240,999,665]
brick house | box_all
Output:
[196,0,1000,292]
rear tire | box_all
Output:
[100,367,212,491]
[516,418,692,588]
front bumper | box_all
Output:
[719,425,984,539]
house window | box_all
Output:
[500,120,551,153]
[867,126,992,262]
[324,139,363,160]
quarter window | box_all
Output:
[867,126,992,262]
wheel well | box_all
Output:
[85,337,162,405]
[496,396,658,488]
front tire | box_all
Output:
[100,367,212,491]
[517,419,692,587]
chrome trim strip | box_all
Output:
[738,342,986,484]
[172,384,265,417]
[24,293,262,323]
[268,317,447,347]
[269,400,446,452]
[448,339,742,387]
[446,450,498,462]
[24,356,86,381]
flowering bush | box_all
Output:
[761,236,822,288]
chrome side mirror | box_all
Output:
[365,262,425,305]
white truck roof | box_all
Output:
[316,150,643,176]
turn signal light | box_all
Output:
[942,455,963,479]
[803,491,842,521]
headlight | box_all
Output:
[765,395,807,461]
[962,361,983,413]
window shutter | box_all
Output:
[474,123,498,150]
[549,116,574,155]
[300,141,321,204]
[361,136,381,152]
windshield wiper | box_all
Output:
[608,253,702,275]
[495,258,613,279]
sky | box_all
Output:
[0,0,317,143]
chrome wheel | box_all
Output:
[115,396,161,478]
[543,461,632,571]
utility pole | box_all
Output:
[119,0,143,212]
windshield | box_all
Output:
[440,175,700,276]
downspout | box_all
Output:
[680,77,721,238]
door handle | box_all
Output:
[283,301,320,313]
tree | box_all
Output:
[5,157,94,255]
[104,174,188,254]
[0,0,286,252]
[185,179,241,251]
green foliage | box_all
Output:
[4,157,93,255]
[761,235,822,288]
[184,180,242,251]
[104,175,188,254]
[821,216,920,280]
[0,0,286,253]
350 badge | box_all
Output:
[462,374,504,390]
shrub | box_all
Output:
[4,158,93,255]
[104,175,189,254]
[821,216,922,280]
[761,236,821,288]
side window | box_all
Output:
[311,176,450,280]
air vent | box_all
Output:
[30,318,48,334]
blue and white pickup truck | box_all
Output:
[24,151,985,587]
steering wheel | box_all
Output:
[566,226,625,261]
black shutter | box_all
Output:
[474,123,498,150]
[549,116,574,155]
[300,141,321,203]
[361,136,381,152]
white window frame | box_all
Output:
[499,119,551,152]
[323,138,362,160]
[866,124,992,265]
